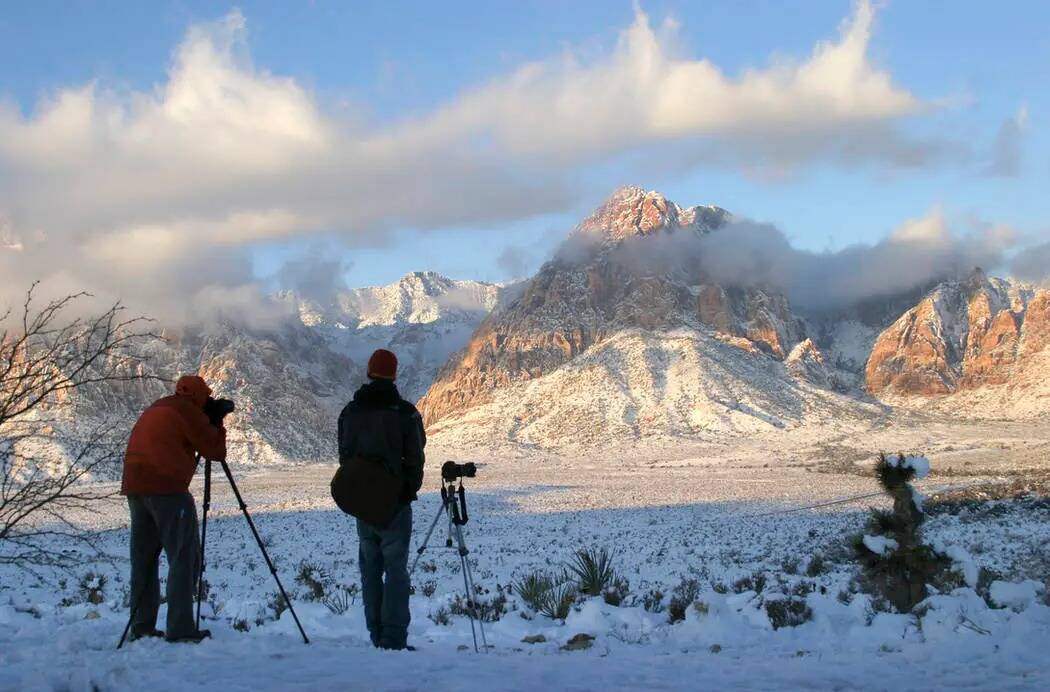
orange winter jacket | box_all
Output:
[121,395,227,495]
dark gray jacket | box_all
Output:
[337,380,426,503]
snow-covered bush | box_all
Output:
[266,590,289,621]
[853,453,954,612]
[602,576,631,606]
[668,577,701,624]
[641,588,665,613]
[450,588,507,623]
[428,605,451,626]
[78,572,107,605]
[764,596,812,630]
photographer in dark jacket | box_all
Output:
[337,349,425,650]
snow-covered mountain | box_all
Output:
[40,188,1050,461]
[418,187,1050,449]
[418,186,805,428]
[865,270,1050,417]
[47,272,500,468]
[284,271,503,402]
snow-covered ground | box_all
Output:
[2,426,1049,691]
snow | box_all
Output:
[428,328,887,451]
[3,447,1049,691]
[886,454,930,479]
[990,581,1046,611]
[862,534,899,555]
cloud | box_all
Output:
[0,2,938,320]
[276,245,352,306]
[602,209,1016,312]
[985,106,1028,177]
[1010,241,1050,283]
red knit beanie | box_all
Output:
[367,349,398,380]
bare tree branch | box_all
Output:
[0,283,159,570]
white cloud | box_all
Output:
[604,208,1017,311]
[0,2,940,320]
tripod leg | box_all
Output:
[456,545,479,653]
[195,458,211,632]
[218,460,310,645]
[117,590,142,649]
[409,493,452,577]
[452,522,488,652]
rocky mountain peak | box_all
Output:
[575,186,728,243]
[398,271,455,296]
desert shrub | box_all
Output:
[765,597,813,630]
[451,590,507,623]
[78,572,107,605]
[782,558,800,575]
[668,578,701,624]
[567,547,616,597]
[805,554,828,577]
[294,561,330,602]
[540,581,576,620]
[514,570,556,613]
[641,588,665,613]
[322,584,358,615]
[232,618,251,632]
[603,576,631,606]
[732,572,767,595]
[267,590,289,621]
[428,605,451,626]
[421,580,438,598]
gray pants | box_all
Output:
[356,504,412,649]
[127,493,200,640]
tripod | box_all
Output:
[410,478,488,653]
[116,456,309,648]
[194,456,309,643]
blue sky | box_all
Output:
[0,1,1046,304]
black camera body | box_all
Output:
[442,460,477,482]
[203,396,236,428]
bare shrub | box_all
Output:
[1,284,156,570]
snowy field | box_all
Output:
[2,420,1049,691]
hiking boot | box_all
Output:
[166,629,211,644]
[379,642,414,651]
[129,628,165,642]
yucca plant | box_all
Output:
[514,570,555,612]
[540,581,576,621]
[854,453,952,612]
[514,569,576,620]
[567,547,616,597]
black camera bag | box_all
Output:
[331,457,401,527]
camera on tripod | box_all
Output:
[413,459,488,652]
[441,460,477,481]
[204,396,235,428]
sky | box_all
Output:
[0,0,1047,321]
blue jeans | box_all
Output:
[356,504,412,649]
